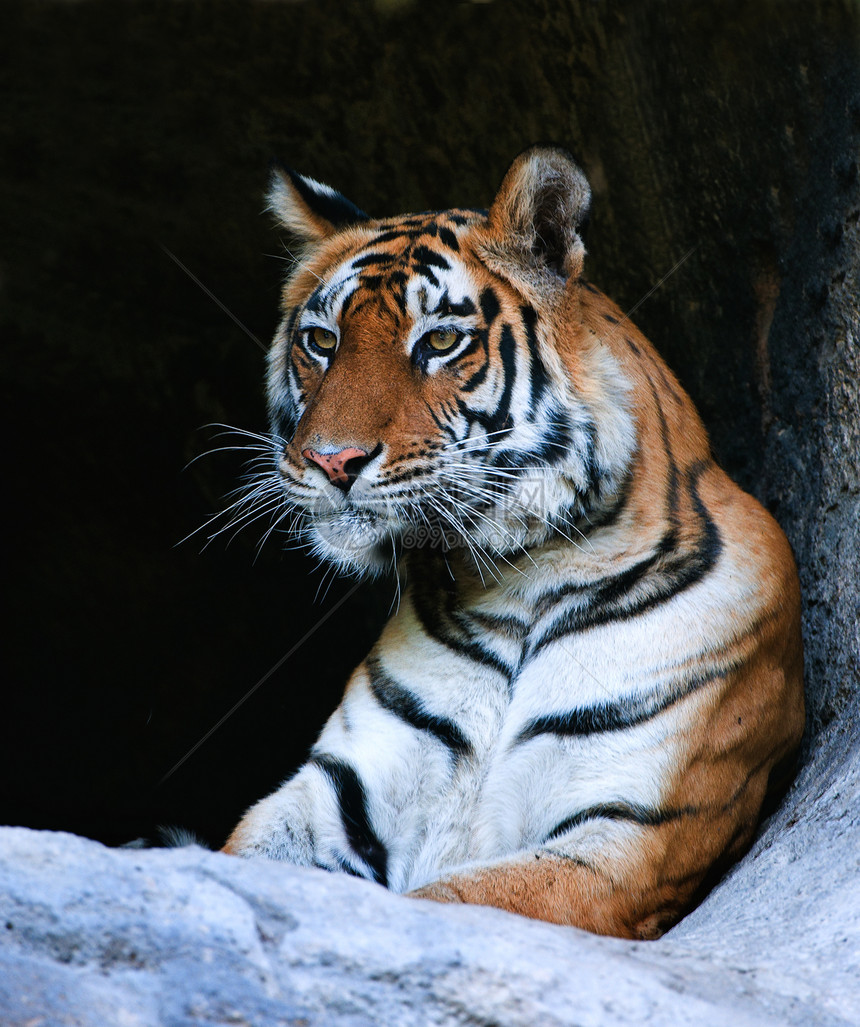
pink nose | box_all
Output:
[302,447,369,487]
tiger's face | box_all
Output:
[264,150,634,576]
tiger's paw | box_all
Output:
[407,879,467,904]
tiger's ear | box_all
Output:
[266,164,369,246]
[484,146,591,286]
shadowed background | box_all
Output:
[3,0,858,849]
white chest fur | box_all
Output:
[309,535,742,893]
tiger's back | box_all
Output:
[223,147,804,938]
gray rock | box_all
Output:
[1,802,858,1026]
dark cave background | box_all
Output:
[3,0,858,849]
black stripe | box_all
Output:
[314,855,363,878]
[642,349,685,407]
[384,463,435,487]
[423,399,458,439]
[446,296,476,317]
[272,309,301,435]
[344,296,379,320]
[438,226,460,251]
[520,305,549,412]
[544,801,695,844]
[352,252,392,269]
[479,286,500,326]
[449,209,487,224]
[415,266,440,288]
[461,356,490,393]
[357,273,383,291]
[489,447,530,472]
[366,656,472,760]
[515,659,734,746]
[309,754,388,886]
[389,279,408,314]
[580,419,602,500]
[430,290,476,319]
[531,405,573,466]
[411,245,451,271]
[410,579,515,680]
[338,287,360,319]
[453,335,482,362]
[573,467,634,536]
[303,287,326,314]
[530,460,720,651]
[372,228,421,244]
[465,609,529,639]
[478,322,517,436]
[649,376,680,533]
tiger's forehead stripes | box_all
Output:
[301,214,485,337]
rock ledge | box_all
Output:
[2,765,858,1027]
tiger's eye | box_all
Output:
[309,327,337,351]
[426,328,459,352]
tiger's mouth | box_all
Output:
[301,465,531,576]
[307,501,402,574]
[313,505,388,546]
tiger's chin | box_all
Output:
[308,509,399,578]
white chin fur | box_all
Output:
[309,511,396,577]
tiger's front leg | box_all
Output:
[408,852,675,940]
[222,740,396,883]
[222,749,398,885]
[221,638,477,888]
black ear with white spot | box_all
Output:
[484,146,591,285]
[267,164,369,246]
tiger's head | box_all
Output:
[263,147,635,576]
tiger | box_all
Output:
[222,146,805,940]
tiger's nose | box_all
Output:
[302,446,373,493]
